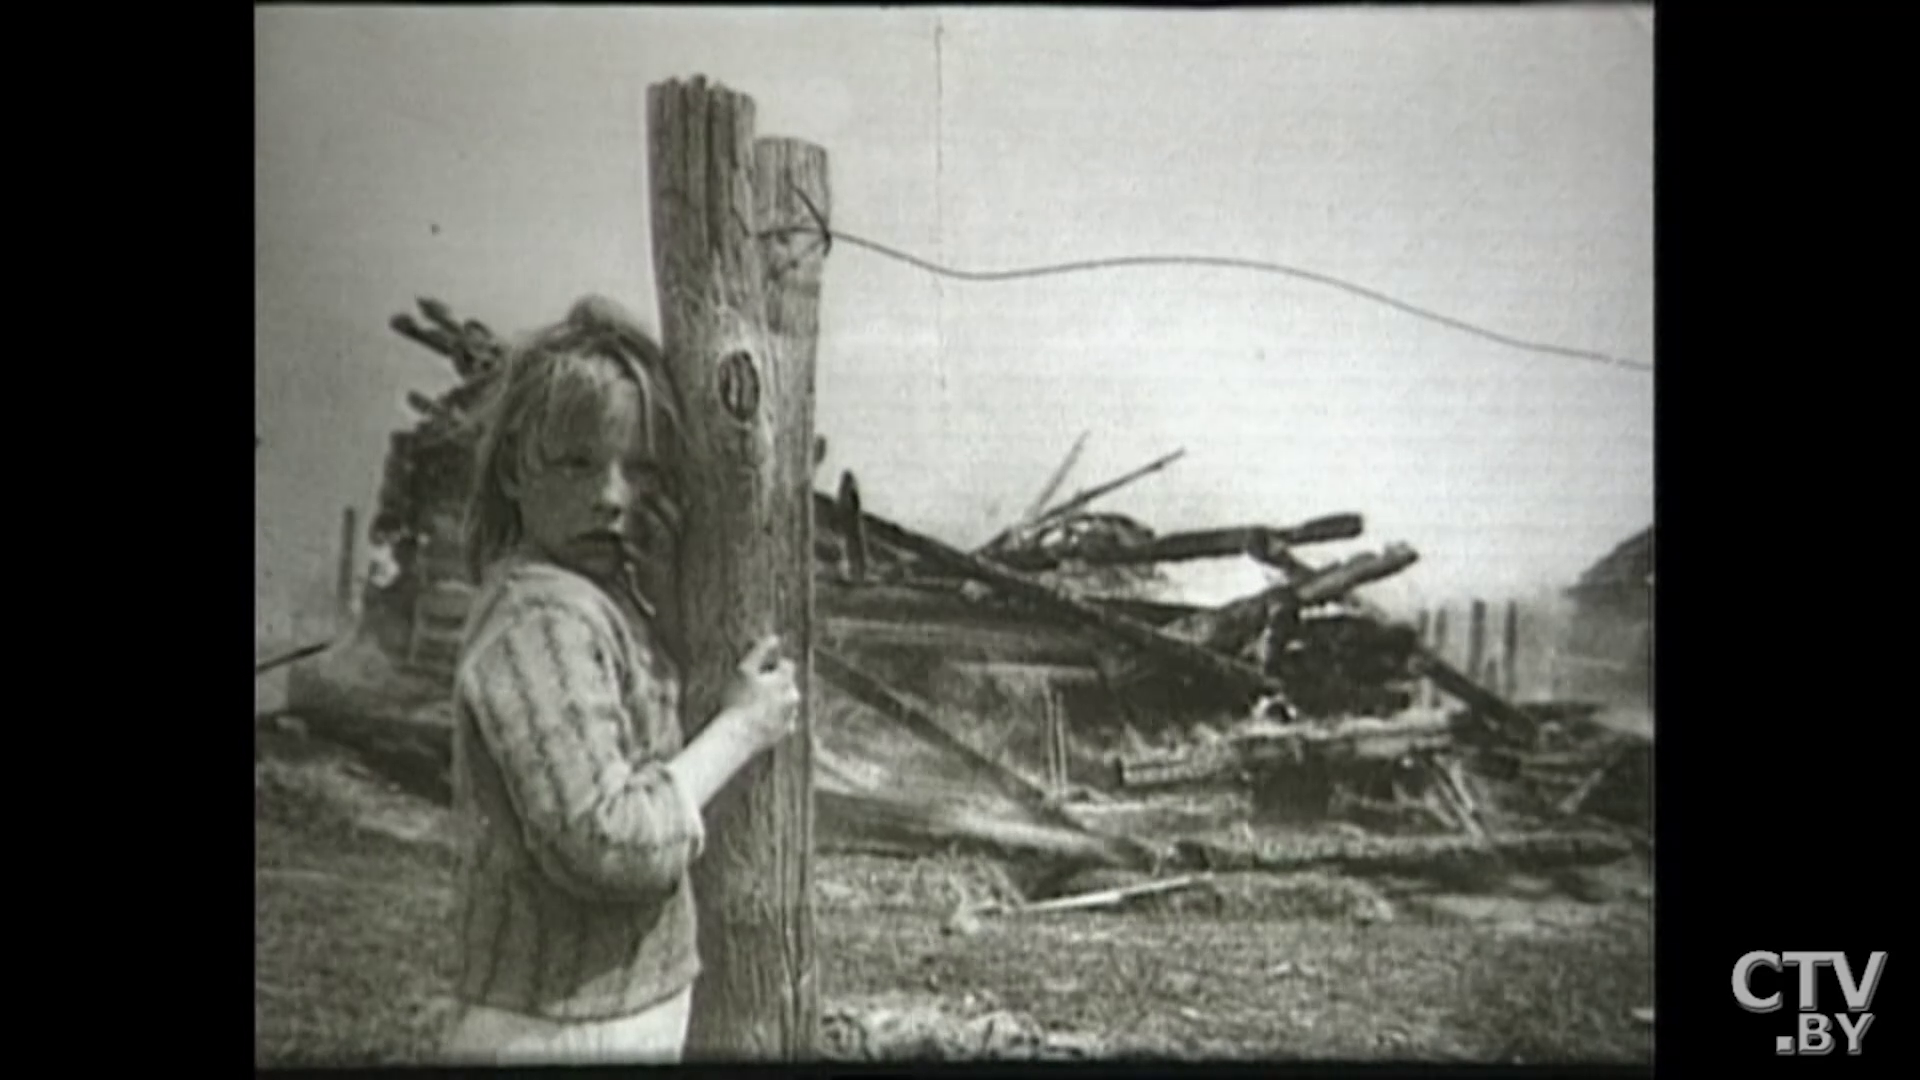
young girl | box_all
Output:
[441,296,800,1065]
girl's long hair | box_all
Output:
[462,296,686,582]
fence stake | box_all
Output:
[649,77,826,1060]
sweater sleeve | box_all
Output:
[459,600,702,902]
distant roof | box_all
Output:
[1569,525,1653,597]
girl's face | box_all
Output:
[507,379,683,588]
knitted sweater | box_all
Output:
[449,555,705,1022]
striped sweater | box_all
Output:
[449,554,705,1021]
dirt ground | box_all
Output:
[253,723,1653,1066]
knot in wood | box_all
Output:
[717,350,761,421]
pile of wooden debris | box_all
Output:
[287,297,1649,899]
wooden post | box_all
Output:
[335,506,358,622]
[1428,608,1449,709]
[647,77,822,1060]
[837,470,867,583]
[1467,600,1488,691]
[1502,599,1520,700]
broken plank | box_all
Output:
[1117,740,1246,789]
[1149,545,1420,657]
[1172,829,1633,879]
[1022,449,1187,534]
[256,640,335,677]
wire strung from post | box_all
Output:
[762,204,1652,375]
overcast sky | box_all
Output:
[256,4,1652,638]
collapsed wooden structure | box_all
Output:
[308,296,1648,890]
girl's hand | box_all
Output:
[720,634,801,754]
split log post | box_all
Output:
[1467,600,1488,690]
[647,77,823,1060]
[1502,599,1520,699]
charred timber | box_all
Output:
[1263,546,1540,742]
[1161,545,1418,651]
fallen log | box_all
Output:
[818,495,1285,700]
[1170,829,1633,879]
[1145,545,1419,660]
[1117,714,1456,789]
[988,515,1365,574]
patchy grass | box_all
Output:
[255,733,460,1067]
[254,726,1652,1066]
[827,904,1650,1062]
